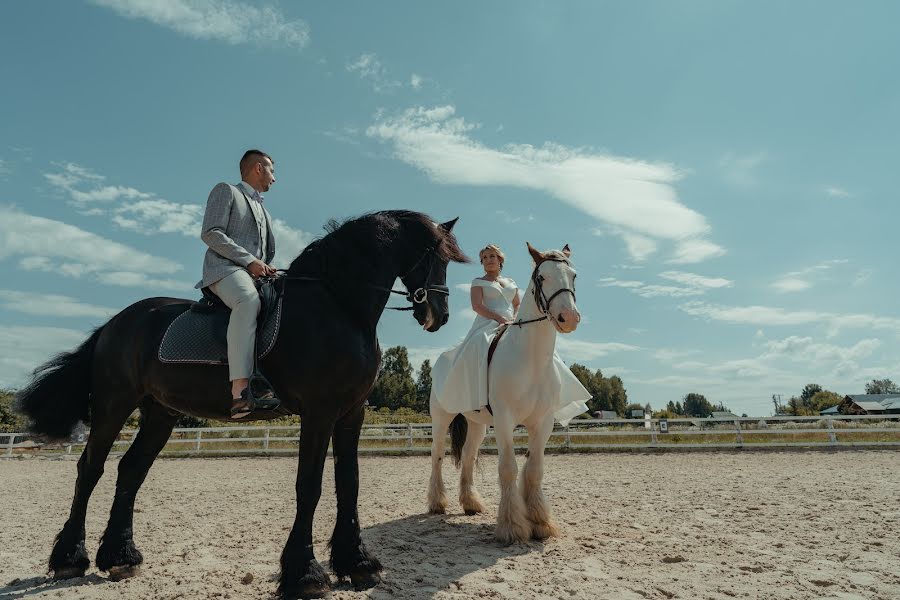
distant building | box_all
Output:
[711,411,738,419]
[820,394,900,415]
[594,410,618,419]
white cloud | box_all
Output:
[346,52,400,93]
[658,271,732,289]
[455,283,472,293]
[772,278,811,293]
[271,218,315,268]
[0,206,191,290]
[680,300,900,336]
[719,151,766,186]
[94,271,195,292]
[600,277,704,299]
[825,186,851,198]
[0,325,89,388]
[0,290,117,319]
[367,105,721,263]
[410,73,423,90]
[404,345,446,374]
[44,163,314,264]
[90,0,310,49]
[555,338,640,361]
[771,259,850,293]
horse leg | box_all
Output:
[329,405,382,591]
[427,405,454,514]
[278,418,333,599]
[522,414,559,540]
[493,414,530,545]
[49,400,133,579]
[95,403,177,580]
[458,420,487,515]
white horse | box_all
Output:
[428,242,582,544]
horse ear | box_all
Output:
[562,244,571,258]
[439,217,459,232]
[527,241,544,263]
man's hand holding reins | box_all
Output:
[248,259,277,279]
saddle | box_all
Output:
[158,277,284,365]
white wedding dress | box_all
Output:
[430,277,590,426]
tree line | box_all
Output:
[772,379,900,416]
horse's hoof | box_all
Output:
[531,521,560,540]
[108,565,141,581]
[350,569,381,591]
[464,508,482,516]
[52,567,85,580]
[427,505,446,515]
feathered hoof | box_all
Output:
[530,520,560,541]
[427,501,447,514]
[52,567,86,580]
[108,565,141,581]
[495,519,532,545]
[350,568,381,591]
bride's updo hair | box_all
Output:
[478,244,505,272]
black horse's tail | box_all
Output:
[16,327,103,439]
[449,414,467,468]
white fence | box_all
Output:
[2,414,900,458]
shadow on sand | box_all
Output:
[350,511,539,599]
[0,574,106,599]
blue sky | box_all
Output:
[1,1,898,416]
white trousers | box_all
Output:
[209,269,260,381]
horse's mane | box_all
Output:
[287,210,468,273]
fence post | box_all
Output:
[826,418,837,445]
[194,430,203,454]
[406,424,414,449]
[263,428,270,451]
[734,419,743,448]
[564,425,571,451]
[650,421,657,446]
[5,433,14,457]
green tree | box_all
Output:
[0,389,27,433]
[808,390,843,413]
[414,359,432,413]
[865,378,900,394]
[368,346,416,410]
[800,384,823,404]
[606,376,628,416]
[682,393,713,417]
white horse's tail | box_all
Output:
[449,414,467,467]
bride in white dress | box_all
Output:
[430,244,589,424]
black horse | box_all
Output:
[16,210,468,599]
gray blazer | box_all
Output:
[196,182,276,289]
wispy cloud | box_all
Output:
[0,325,89,388]
[410,74,423,90]
[771,259,849,293]
[556,338,640,361]
[719,151,766,186]
[455,283,472,293]
[0,159,10,178]
[346,53,400,93]
[824,186,851,198]
[90,0,310,49]
[680,300,900,336]
[0,290,117,319]
[367,105,723,263]
[44,162,313,267]
[0,206,193,291]
[600,270,731,299]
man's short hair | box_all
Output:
[239,149,273,176]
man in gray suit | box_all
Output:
[196,149,280,418]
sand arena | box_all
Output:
[1,451,898,599]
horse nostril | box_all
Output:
[558,314,566,323]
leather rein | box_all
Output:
[272,243,449,311]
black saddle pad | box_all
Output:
[158,296,283,365]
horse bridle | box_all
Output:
[274,242,448,312]
[510,257,577,328]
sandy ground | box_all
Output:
[1,451,898,600]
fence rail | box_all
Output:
[3,414,900,458]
